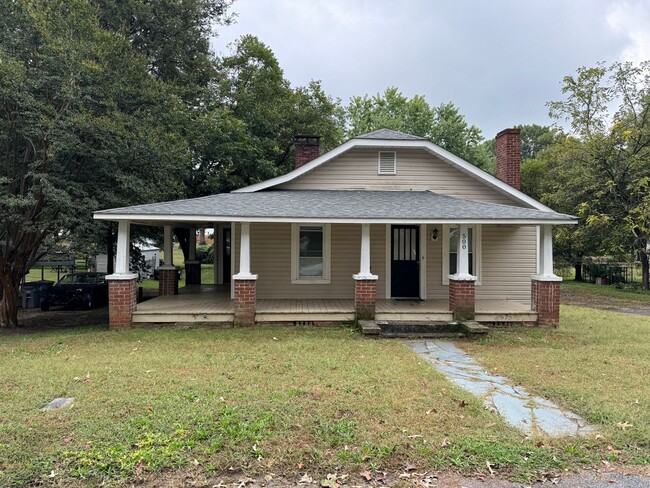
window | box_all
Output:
[291,224,331,283]
[442,225,481,284]
[378,151,396,175]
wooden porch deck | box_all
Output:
[132,286,537,324]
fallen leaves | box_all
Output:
[616,421,634,431]
[298,473,312,484]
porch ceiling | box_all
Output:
[94,190,577,226]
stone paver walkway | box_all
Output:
[405,340,596,437]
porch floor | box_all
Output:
[131,286,537,324]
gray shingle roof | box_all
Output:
[354,129,427,141]
[95,190,575,223]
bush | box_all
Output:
[195,244,213,263]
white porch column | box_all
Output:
[353,223,378,280]
[115,220,131,274]
[533,224,562,281]
[163,225,174,266]
[188,227,197,261]
[453,224,476,280]
[233,222,257,280]
[106,220,138,328]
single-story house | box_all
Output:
[94,128,576,328]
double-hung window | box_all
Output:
[442,225,481,284]
[291,224,331,283]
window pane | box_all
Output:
[299,226,323,278]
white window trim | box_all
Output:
[442,224,482,285]
[377,151,396,175]
[291,223,331,284]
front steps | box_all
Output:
[360,320,489,338]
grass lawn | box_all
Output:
[562,279,650,301]
[463,305,650,464]
[1,307,649,486]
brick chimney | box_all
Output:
[495,128,521,190]
[294,135,321,169]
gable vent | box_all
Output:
[378,151,396,175]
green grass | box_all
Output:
[463,305,650,465]
[562,279,650,301]
[0,325,610,486]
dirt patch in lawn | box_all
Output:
[11,306,109,332]
[561,287,650,316]
[133,465,650,488]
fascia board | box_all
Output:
[94,212,577,226]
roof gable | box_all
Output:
[234,130,552,212]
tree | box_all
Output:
[516,124,562,200]
[189,35,344,196]
[344,88,492,170]
[544,62,650,288]
[0,0,187,327]
[92,0,233,97]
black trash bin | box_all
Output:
[21,281,54,309]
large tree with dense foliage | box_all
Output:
[0,0,188,327]
[187,35,344,196]
[541,62,650,287]
[345,87,492,171]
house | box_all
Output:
[95,240,161,279]
[94,128,576,328]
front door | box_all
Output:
[391,225,420,298]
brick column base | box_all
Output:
[234,279,256,326]
[107,276,138,328]
[158,267,179,296]
[185,261,201,286]
[449,278,476,321]
[354,279,377,321]
[532,279,561,327]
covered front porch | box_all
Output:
[131,284,537,325]
[94,189,573,329]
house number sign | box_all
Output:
[461,233,467,250]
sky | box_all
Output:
[211,0,650,138]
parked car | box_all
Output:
[40,272,108,311]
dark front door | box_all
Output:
[391,225,420,298]
[223,228,231,284]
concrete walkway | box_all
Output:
[405,340,596,437]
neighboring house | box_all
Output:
[95,240,160,279]
[94,128,576,328]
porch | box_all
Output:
[131,285,537,325]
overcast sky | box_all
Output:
[211,0,650,138]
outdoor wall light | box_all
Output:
[431,227,439,241]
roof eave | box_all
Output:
[93,212,577,226]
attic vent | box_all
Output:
[378,151,396,175]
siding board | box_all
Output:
[245,223,387,299]
[277,148,521,206]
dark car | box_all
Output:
[40,272,108,311]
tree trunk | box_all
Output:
[574,262,583,282]
[0,274,20,328]
[174,228,190,261]
[641,251,649,291]
[199,228,206,245]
